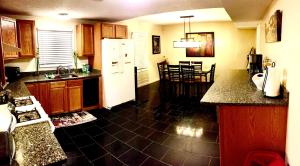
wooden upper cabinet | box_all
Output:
[1,17,18,59]
[76,24,94,57]
[101,23,115,38]
[16,20,36,58]
[115,25,128,39]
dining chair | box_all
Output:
[179,61,190,66]
[201,63,216,91]
[191,61,203,76]
[167,65,181,97]
[181,65,195,97]
[157,60,168,81]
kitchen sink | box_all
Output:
[45,73,79,79]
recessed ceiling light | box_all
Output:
[58,13,68,16]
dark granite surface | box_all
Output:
[201,70,289,106]
[6,70,101,98]
[5,70,100,166]
[12,122,67,166]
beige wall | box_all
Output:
[118,19,166,85]
[4,15,92,72]
[162,22,256,79]
[257,0,300,165]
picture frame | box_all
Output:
[265,10,282,43]
[186,32,215,57]
[152,35,161,54]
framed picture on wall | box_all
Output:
[265,10,282,43]
[186,32,215,57]
[152,35,161,54]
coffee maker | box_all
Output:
[247,54,263,74]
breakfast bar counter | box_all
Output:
[201,70,289,166]
[201,70,289,106]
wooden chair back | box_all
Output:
[167,65,180,82]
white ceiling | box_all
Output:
[0,0,272,22]
[135,8,231,25]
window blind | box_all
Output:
[37,29,73,68]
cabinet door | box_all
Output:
[39,83,50,115]
[101,23,115,38]
[76,24,94,57]
[49,81,67,114]
[1,17,18,59]
[17,20,35,58]
[68,86,82,112]
[67,80,83,112]
[82,24,94,56]
[26,83,40,100]
[115,25,128,39]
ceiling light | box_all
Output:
[57,12,70,20]
[173,15,201,48]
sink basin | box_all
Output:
[54,74,78,79]
[45,73,79,79]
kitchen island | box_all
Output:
[201,70,289,166]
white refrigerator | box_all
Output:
[102,39,135,109]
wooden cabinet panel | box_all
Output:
[76,24,94,57]
[50,81,66,88]
[16,20,35,58]
[26,83,40,99]
[49,87,67,115]
[68,86,82,112]
[67,79,82,87]
[82,24,94,56]
[115,25,128,39]
[39,83,50,115]
[1,17,18,59]
[219,105,288,166]
[26,82,51,115]
[101,23,115,38]
[67,80,83,112]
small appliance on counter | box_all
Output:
[262,62,281,97]
[247,54,263,74]
[5,66,21,83]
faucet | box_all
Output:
[56,65,65,75]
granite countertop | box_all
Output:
[6,70,101,98]
[12,122,67,166]
[201,70,289,106]
[3,70,101,165]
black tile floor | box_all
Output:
[54,81,219,166]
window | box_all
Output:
[37,29,73,68]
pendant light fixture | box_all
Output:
[173,15,201,48]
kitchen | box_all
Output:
[0,0,300,166]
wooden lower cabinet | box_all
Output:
[26,82,50,114]
[219,105,288,166]
[26,83,40,99]
[67,80,83,112]
[49,81,68,115]
[26,78,93,115]
[38,83,50,114]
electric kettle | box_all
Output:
[262,62,281,97]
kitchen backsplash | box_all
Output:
[4,58,88,72]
